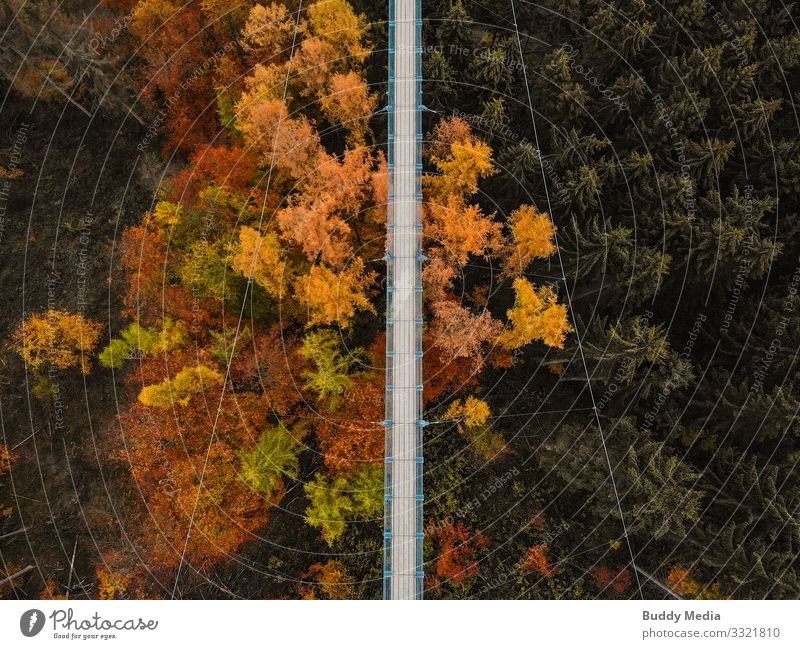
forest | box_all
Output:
[1,0,799,600]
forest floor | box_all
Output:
[0,89,154,597]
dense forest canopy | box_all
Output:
[0,0,799,600]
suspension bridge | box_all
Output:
[383,0,424,600]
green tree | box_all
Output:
[304,464,382,544]
[239,422,300,499]
[138,365,223,408]
[99,319,187,369]
[300,330,365,399]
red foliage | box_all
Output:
[423,339,480,407]
[159,83,224,156]
[167,144,257,207]
[118,225,170,323]
[117,225,220,328]
[112,391,276,574]
[428,521,489,592]
[117,1,251,155]
[231,327,306,417]
[523,544,558,578]
[592,565,633,594]
[315,375,384,472]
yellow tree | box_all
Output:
[295,38,339,99]
[12,309,102,374]
[306,0,369,63]
[505,205,556,275]
[139,365,224,408]
[320,72,377,145]
[446,396,490,428]
[427,137,496,200]
[445,397,505,460]
[498,278,573,349]
[293,260,374,327]
[242,3,302,60]
[231,225,288,298]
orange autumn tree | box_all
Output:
[422,118,571,371]
[0,444,16,520]
[102,0,386,592]
[167,144,257,208]
[422,117,571,464]
[427,194,501,266]
[428,520,489,594]
[422,119,504,387]
[312,335,386,473]
[523,544,558,578]
[666,566,724,599]
[124,0,240,153]
[298,560,355,599]
[429,299,502,369]
[110,392,284,578]
[320,72,378,146]
[592,566,633,594]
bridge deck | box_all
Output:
[385,0,423,600]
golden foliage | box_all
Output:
[498,278,573,349]
[232,226,288,297]
[12,309,102,374]
[294,38,339,99]
[427,138,496,200]
[293,260,375,327]
[505,205,556,274]
[306,0,369,62]
[445,396,505,459]
[95,566,133,599]
[446,396,491,428]
[428,116,474,160]
[320,72,377,145]
[427,194,501,265]
[242,3,301,57]
[0,444,15,476]
[138,365,223,408]
[149,200,183,228]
